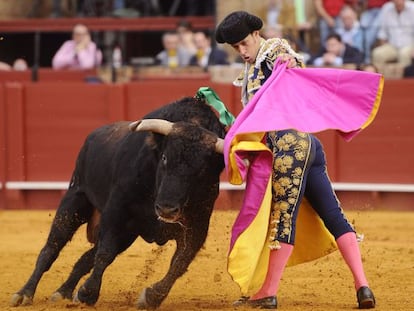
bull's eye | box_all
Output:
[161,153,167,166]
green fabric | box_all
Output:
[196,87,235,127]
[295,0,306,24]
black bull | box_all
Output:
[10,96,227,309]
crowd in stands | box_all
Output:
[2,0,414,79]
[151,0,414,78]
[28,0,214,18]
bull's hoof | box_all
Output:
[50,292,64,303]
[136,288,149,309]
[136,288,162,310]
[73,285,98,306]
[10,293,33,307]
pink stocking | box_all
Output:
[336,232,369,290]
[251,242,294,299]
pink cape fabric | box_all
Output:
[224,61,383,294]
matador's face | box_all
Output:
[231,30,261,64]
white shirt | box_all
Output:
[377,1,414,49]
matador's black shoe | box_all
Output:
[357,286,376,309]
[233,296,250,307]
[233,295,277,309]
[247,296,278,309]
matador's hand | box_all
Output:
[279,53,298,69]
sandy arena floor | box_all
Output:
[1,209,413,311]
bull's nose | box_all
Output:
[155,204,180,217]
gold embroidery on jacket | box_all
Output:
[233,37,304,106]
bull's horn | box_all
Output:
[215,138,224,154]
[129,119,174,136]
[128,120,141,131]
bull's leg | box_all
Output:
[75,208,138,306]
[10,190,93,307]
[138,225,208,309]
[51,246,97,301]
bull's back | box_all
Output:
[72,122,143,208]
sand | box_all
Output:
[1,209,413,311]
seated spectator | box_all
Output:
[176,19,197,58]
[403,50,414,77]
[314,0,361,51]
[13,58,29,71]
[310,33,364,67]
[359,0,390,63]
[112,0,140,17]
[52,24,102,70]
[371,0,414,71]
[0,58,29,71]
[336,5,364,53]
[155,32,192,68]
[0,61,12,71]
[189,30,229,69]
[112,0,160,17]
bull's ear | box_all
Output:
[215,137,224,154]
[129,119,174,136]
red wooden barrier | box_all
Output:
[335,79,414,183]
[0,84,6,208]
[0,71,31,83]
[0,69,98,83]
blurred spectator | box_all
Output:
[403,50,414,77]
[277,0,316,51]
[310,32,364,66]
[155,32,192,67]
[182,0,215,16]
[261,24,284,39]
[0,61,12,71]
[189,30,229,69]
[286,35,312,64]
[371,0,414,70]
[359,0,390,63]
[13,58,29,71]
[357,63,379,72]
[313,0,360,50]
[176,19,197,57]
[112,0,139,17]
[52,24,103,70]
[78,0,126,17]
[112,0,160,17]
[336,5,364,53]
[29,0,75,18]
[0,58,29,71]
[265,0,282,27]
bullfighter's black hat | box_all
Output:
[215,11,263,44]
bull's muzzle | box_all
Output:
[155,203,182,224]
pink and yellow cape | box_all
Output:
[224,61,383,295]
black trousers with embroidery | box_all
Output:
[267,130,354,245]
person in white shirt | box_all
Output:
[371,0,414,69]
[336,5,364,53]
